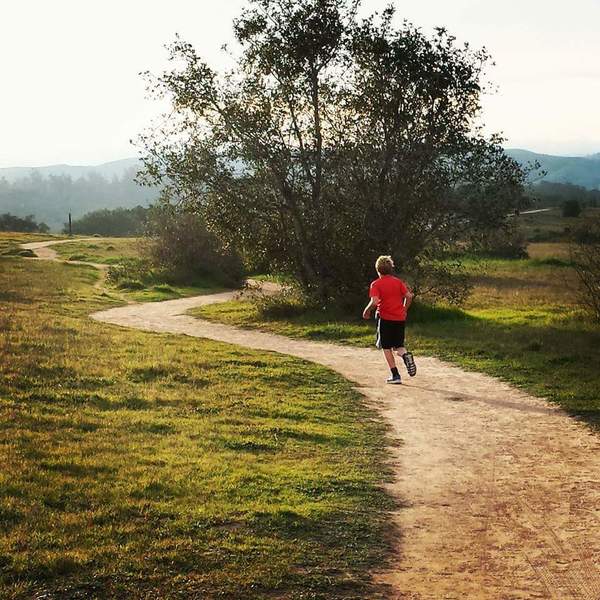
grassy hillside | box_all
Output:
[0,244,393,599]
[515,207,599,242]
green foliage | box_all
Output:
[562,199,582,218]
[467,225,529,259]
[67,206,149,236]
[106,258,153,286]
[139,0,530,305]
[527,180,600,208]
[0,213,49,233]
[144,203,245,288]
[571,215,600,321]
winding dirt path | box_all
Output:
[24,239,600,599]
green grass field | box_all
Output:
[193,241,600,430]
[51,237,143,264]
[0,243,394,599]
[34,235,229,304]
[516,206,600,242]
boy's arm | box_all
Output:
[404,289,414,309]
[363,296,380,319]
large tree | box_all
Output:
[139,0,530,304]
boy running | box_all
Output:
[362,255,417,384]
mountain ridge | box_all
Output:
[0,158,142,183]
[2,150,599,189]
[505,149,600,189]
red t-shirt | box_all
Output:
[369,275,409,321]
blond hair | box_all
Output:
[375,255,394,275]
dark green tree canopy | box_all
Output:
[139,0,530,304]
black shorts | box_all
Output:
[376,318,405,350]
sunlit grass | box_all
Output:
[52,237,143,264]
[516,206,600,242]
[0,257,394,599]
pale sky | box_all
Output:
[1,0,599,167]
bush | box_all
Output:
[67,206,149,236]
[17,249,37,258]
[106,259,154,287]
[0,213,49,233]
[117,279,146,290]
[468,225,528,259]
[571,216,600,321]
[562,199,582,218]
[250,284,309,319]
[145,205,245,288]
[408,257,472,305]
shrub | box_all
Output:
[17,249,36,258]
[117,279,146,290]
[408,257,472,305]
[468,225,528,259]
[570,216,600,321]
[145,205,245,288]
[0,213,49,233]
[251,284,309,319]
[562,199,582,218]
[106,259,153,287]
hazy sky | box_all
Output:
[2,0,599,167]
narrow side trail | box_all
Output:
[25,239,600,599]
[21,238,109,288]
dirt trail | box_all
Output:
[26,239,600,599]
[21,238,109,270]
[21,238,109,290]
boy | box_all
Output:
[362,255,417,384]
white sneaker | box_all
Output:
[386,375,402,384]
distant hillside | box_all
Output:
[506,149,600,190]
[0,157,141,183]
[0,159,156,231]
[1,150,598,231]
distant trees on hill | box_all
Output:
[66,206,150,236]
[0,213,49,233]
[0,167,157,230]
[529,181,600,208]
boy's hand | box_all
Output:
[362,308,371,320]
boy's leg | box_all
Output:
[393,322,417,377]
[383,349,397,369]
[383,349,402,383]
